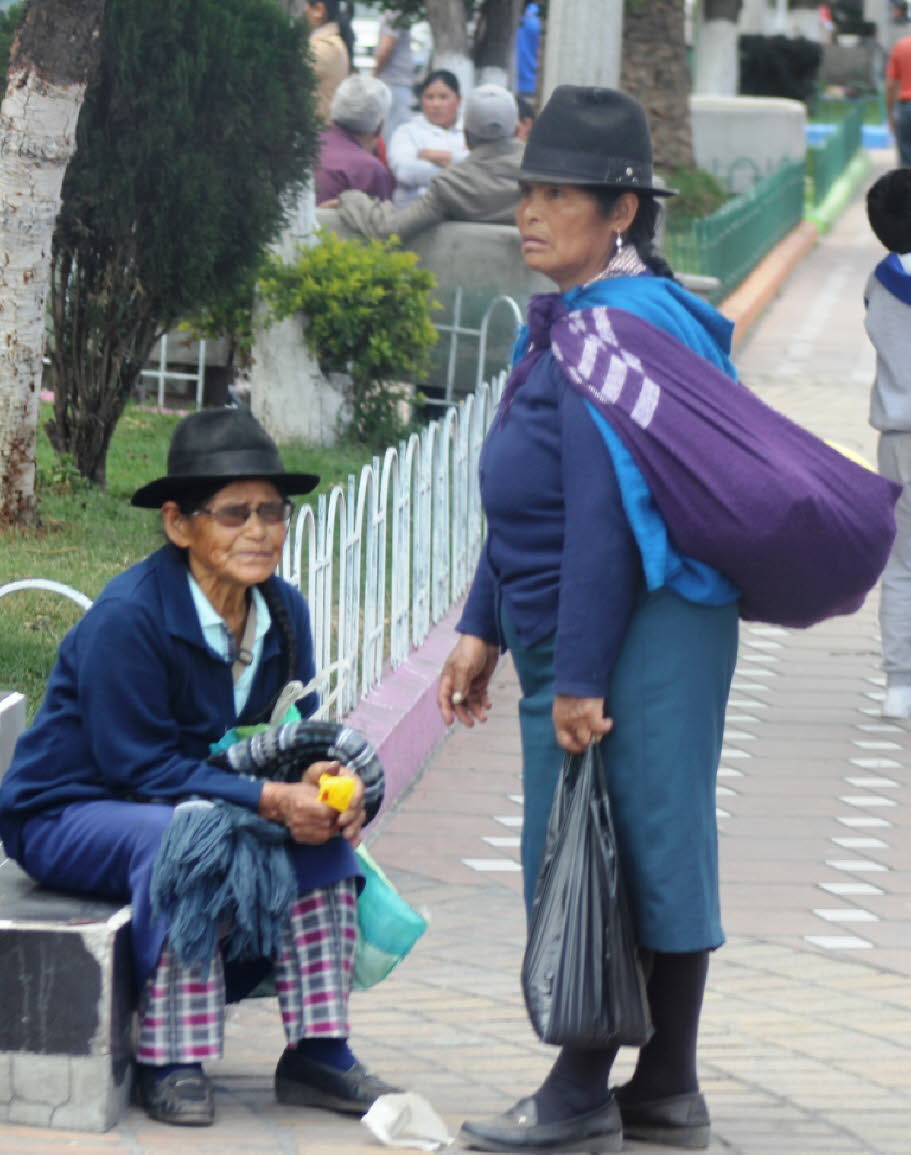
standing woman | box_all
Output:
[438,87,741,1152]
[387,69,469,205]
[305,0,354,123]
[0,410,398,1128]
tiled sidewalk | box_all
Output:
[3,158,910,1154]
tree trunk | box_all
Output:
[789,0,823,39]
[425,0,473,92]
[473,0,524,88]
[696,0,743,95]
[621,0,694,173]
[0,0,105,525]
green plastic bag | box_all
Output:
[353,845,427,989]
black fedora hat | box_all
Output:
[519,85,676,196]
[130,409,320,508]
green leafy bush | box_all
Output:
[0,2,24,65]
[261,232,438,449]
[739,34,823,104]
[664,167,728,222]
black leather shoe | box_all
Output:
[460,1095,622,1152]
[136,1065,214,1127]
[274,1049,401,1115]
[616,1089,710,1149]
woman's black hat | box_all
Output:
[130,409,320,508]
[519,85,675,196]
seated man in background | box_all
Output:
[315,75,396,205]
[326,85,522,241]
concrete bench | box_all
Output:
[0,859,133,1130]
[1,688,135,1131]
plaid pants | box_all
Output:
[135,878,358,1065]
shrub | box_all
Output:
[260,232,438,449]
[739,34,823,104]
[663,167,728,222]
[0,2,24,65]
[46,0,320,488]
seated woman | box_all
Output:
[387,69,468,206]
[316,74,395,204]
[0,409,398,1128]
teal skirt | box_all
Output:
[503,588,738,953]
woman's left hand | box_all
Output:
[552,694,613,754]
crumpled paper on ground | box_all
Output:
[361,1092,454,1151]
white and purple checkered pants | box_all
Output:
[135,879,358,1064]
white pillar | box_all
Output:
[694,19,740,95]
[541,0,623,102]
[864,0,890,48]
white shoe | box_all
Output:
[882,684,911,718]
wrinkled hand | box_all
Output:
[552,694,613,754]
[438,633,499,727]
[259,779,338,844]
[319,198,340,208]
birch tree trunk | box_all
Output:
[425,0,473,94]
[695,0,743,95]
[473,0,524,88]
[0,0,105,525]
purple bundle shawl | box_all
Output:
[506,296,899,628]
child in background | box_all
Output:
[864,168,911,717]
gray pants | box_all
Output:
[878,431,911,684]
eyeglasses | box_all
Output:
[194,499,293,528]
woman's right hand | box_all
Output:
[438,633,499,727]
[417,147,453,168]
[258,780,338,845]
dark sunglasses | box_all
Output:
[193,499,293,529]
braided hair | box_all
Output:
[592,187,678,282]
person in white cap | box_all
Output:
[315,74,395,204]
[323,84,523,241]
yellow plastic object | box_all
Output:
[319,773,356,812]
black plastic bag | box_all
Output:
[521,742,652,1048]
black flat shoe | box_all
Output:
[137,1065,214,1127]
[460,1095,622,1153]
[274,1049,401,1115]
[616,1089,710,1149]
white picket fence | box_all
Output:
[283,371,506,719]
[1,372,506,722]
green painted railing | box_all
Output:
[806,100,864,206]
[810,92,885,126]
[664,158,806,302]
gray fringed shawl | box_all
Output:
[150,721,385,971]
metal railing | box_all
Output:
[281,370,505,718]
[806,100,864,207]
[664,158,807,302]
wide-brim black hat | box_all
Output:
[519,85,676,196]
[131,408,320,508]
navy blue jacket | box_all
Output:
[0,545,319,860]
[458,352,642,698]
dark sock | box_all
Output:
[294,1036,356,1071]
[623,950,709,1103]
[532,1045,617,1125]
[137,1061,202,1083]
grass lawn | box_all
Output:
[0,403,373,718]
